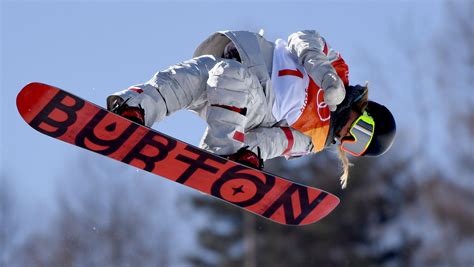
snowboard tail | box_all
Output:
[17,82,339,226]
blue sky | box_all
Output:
[1,0,448,256]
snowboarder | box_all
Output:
[107,30,396,188]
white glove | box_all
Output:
[321,72,345,111]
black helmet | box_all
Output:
[363,101,396,156]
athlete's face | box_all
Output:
[337,110,360,141]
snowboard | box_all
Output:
[16,82,339,226]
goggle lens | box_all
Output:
[341,111,375,156]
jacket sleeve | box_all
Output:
[244,127,313,161]
[287,30,349,86]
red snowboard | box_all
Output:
[16,82,339,226]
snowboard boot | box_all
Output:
[226,147,263,169]
[110,98,145,126]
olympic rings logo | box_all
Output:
[316,88,331,122]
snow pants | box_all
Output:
[107,55,269,155]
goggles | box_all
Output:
[340,111,375,156]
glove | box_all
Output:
[321,72,346,111]
[110,98,145,125]
[226,147,264,170]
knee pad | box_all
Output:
[207,59,260,108]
